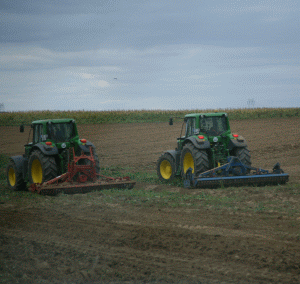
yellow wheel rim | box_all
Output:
[31,159,43,183]
[183,152,194,174]
[160,160,172,180]
[8,167,16,187]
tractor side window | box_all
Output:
[33,124,43,144]
[33,126,38,144]
[185,118,196,137]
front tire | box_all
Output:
[181,144,209,178]
[6,161,26,191]
[157,153,176,182]
[28,150,58,184]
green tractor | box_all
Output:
[157,112,251,182]
[6,119,100,191]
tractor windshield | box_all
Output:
[48,123,76,142]
[199,116,228,136]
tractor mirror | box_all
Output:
[20,125,24,133]
[169,118,173,125]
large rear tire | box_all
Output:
[157,153,176,182]
[6,161,26,191]
[28,150,58,184]
[235,147,251,167]
[181,144,209,178]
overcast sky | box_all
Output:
[0,0,299,111]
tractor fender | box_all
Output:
[228,139,247,150]
[10,155,28,180]
[183,137,211,150]
[78,141,96,154]
[32,143,59,156]
[162,150,181,172]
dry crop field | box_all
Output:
[0,116,300,283]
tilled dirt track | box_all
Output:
[0,117,300,283]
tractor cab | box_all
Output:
[21,119,80,158]
[183,112,230,137]
[177,112,231,148]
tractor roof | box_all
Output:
[184,112,227,118]
[32,118,75,124]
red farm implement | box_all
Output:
[28,147,135,195]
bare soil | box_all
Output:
[0,117,300,283]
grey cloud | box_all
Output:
[1,0,299,51]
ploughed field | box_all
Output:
[1,117,300,283]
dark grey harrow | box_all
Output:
[184,156,289,189]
